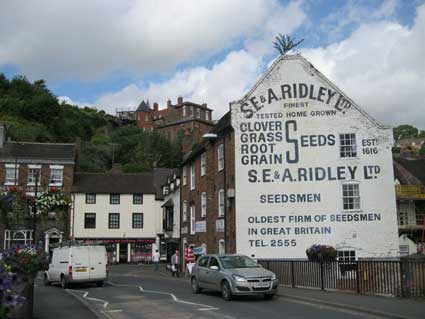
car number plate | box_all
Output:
[253,282,270,288]
[75,268,87,272]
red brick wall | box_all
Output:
[180,129,235,255]
[0,162,75,249]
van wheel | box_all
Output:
[96,281,104,287]
[191,278,201,294]
[44,274,50,286]
[61,276,68,289]
[221,281,232,301]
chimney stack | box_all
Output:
[167,99,172,108]
[177,96,183,105]
[153,102,158,111]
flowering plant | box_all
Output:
[1,246,48,277]
[306,244,337,262]
[35,189,70,214]
[0,257,26,319]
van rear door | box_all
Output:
[89,246,107,281]
[71,247,90,281]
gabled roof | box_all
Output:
[72,167,176,198]
[72,172,156,194]
[230,54,387,129]
[394,158,425,185]
[0,141,76,164]
[136,100,151,112]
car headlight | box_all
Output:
[271,274,277,281]
[232,274,247,282]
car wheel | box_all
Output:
[221,281,232,301]
[44,274,50,286]
[60,276,68,289]
[264,294,275,300]
[191,277,201,294]
[96,281,104,287]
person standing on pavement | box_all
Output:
[171,250,180,277]
[153,249,160,272]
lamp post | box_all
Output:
[202,133,227,254]
[32,168,39,246]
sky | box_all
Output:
[0,0,424,128]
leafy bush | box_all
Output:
[306,244,337,262]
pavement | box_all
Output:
[32,264,425,319]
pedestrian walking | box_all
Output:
[153,249,160,272]
[171,250,180,277]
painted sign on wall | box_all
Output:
[231,55,399,259]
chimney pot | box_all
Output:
[167,99,172,108]
[153,102,158,111]
[177,96,183,105]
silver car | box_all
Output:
[190,254,279,300]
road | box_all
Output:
[36,264,386,319]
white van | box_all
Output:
[44,245,108,288]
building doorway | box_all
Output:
[119,243,128,263]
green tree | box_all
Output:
[393,125,418,141]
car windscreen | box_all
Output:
[219,256,259,269]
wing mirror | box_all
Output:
[210,265,219,271]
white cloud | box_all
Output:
[0,0,303,82]
[95,50,263,119]
[58,96,92,108]
[303,4,425,128]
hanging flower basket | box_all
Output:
[35,189,70,215]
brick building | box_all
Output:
[180,112,235,259]
[0,125,77,251]
[180,54,399,261]
[393,157,425,253]
[133,97,215,153]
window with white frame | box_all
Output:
[182,166,187,186]
[190,205,196,235]
[195,108,200,118]
[110,193,120,204]
[398,211,408,225]
[5,164,19,185]
[339,133,357,158]
[28,166,41,185]
[201,192,207,217]
[182,106,187,116]
[190,163,195,190]
[218,144,224,171]
[85,193,96,204]
[132,213,144,228]
[342,183,360,210]
[416,211,425,226]
[50,166,63,185]
[399,245,409,257]
[108,213,120,229]
[183,201,187,222]
[218,189,225,217]
[190,106,194,116]
[206,111,210,121]
[337,250,356,261]
[84,213,96,229]
[201,153,206,176]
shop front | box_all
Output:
[77,238,156,264]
